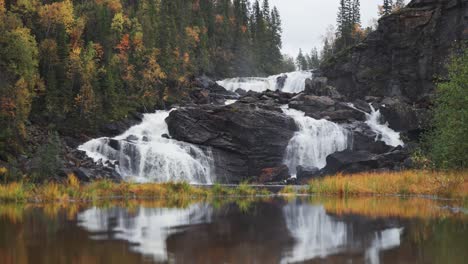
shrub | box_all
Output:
[427,46,468,169]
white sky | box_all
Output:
[266,0,389,56]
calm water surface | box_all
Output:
[0,197,466,264]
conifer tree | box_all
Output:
[382,0,394,16]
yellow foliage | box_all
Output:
[39,0,75,34]
[185,26,201,44]
[0,167,7,175]
[67,173,80,189]
[0,0,5,13]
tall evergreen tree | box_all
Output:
[382,0,394,16]
[296,49,308,71]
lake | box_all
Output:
[0,196,466,264]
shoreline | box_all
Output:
[0,170,466,203]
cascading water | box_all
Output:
[78,110,215,184]
[217,71,312,94]
[366,106,404,147]
[282,108,349,174]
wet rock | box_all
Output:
[289,95,336,114]
[235,88,247,96]
[258,165,290,183]
[322,150,380,175]
[276,74,288,89]
[296,166,320,182]
[108,139,120,151]
[346,122,393,154]
[304,78,343,99]
[166,104,298,182]
[126,135,139,142]
[378,97,430,134]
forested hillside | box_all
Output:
[0,0,287,160]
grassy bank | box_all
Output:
[0,174,270,203]
[306,170,468,198]
[0,170,467,203]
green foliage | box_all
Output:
[427,46,468,169]
[0,0,288,162]
[34,132,61,182]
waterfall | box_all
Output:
[282,108,349,174]
[217,71,312,94]
[78,110,215,184]
[366,106,404,147]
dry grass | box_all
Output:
[0,174,271,203]
[307,170,468,198]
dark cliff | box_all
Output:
[321,0,467,102]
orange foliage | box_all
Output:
[185,26,201,44]
[0,0,5,13]
[0,97,16,117]
[215,14,224,24]
[95,0,122,12]
[116,34,130,54]
[241,25,248,33]
[93,43,104,60]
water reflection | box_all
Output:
[282,202,404,264]
[78,204,212,262]
[282,203,348,263]
[0,197,466,264]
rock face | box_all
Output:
[321,0,467,102]
[190,75,239,105]
[166,103,298,183]
[321,147,409,175]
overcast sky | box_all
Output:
[266,0,388,56]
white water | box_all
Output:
[282,203,404,264]
[217,71,312,94]
[78,110,215,184]
[78,204,212,262]
[281,204,348,263]
[282,108,349,174]
[366,106,404,147]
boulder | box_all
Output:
[322,150,380,175]
[321,147,411,175]
[305,78,343,99]
[296,166,320,182]
[258,165,290,183]
[289,95,336,114]
[166,104,298,182]
[378,97,430,134]
[276,74,288,90]
[346,122,393,154]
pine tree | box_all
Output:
[382,0,394,16]
[296,49,308,71]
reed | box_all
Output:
[307,170,468,198]
[0,175,271,203]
